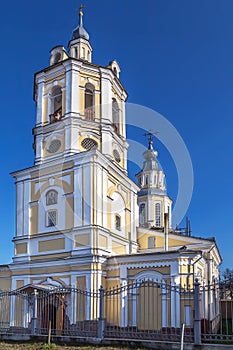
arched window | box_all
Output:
[155,202,161,227]
[115,215,121,231]
[84,83,95,120]
[49,86,62,123]
[54,52,61,64]
[145,175,149,185]
[74,47,78,58]
[139,203,146,226]
[81,47,85,59]
[46,190,58,206]
[45,190,58,227]
[112,98,120,134]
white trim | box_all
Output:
[38,185,66,234]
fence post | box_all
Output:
[194,278,201,345]
[31,289,38,336]
[98,285,105,340]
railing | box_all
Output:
[103,281,194,343]
[200,281,233,343]
[1,280,232,345]
[49,111,62,123]
[0,281,195,344]
[84,108,95,121]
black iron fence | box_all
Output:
[0,279,232,345]
[200,281,233,343]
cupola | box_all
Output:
[69,5,93,62]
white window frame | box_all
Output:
[46,209,57,227]
[155,202,161,227]
[139,203,146,226]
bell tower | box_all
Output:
[33,7,128,171]
[11,8,139,291]
[136,133,172,230]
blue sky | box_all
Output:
[0,0,232,271]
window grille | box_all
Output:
[81,138,98,151]
[47,210,57,227]
[155,202,161,227]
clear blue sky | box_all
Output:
[0,0,232,271]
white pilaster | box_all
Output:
[100,71,112,122]
[23,179,31,235]
[96,164,103,227]
[101,130,112,158]
[71,67,79,114]
[102,169,108,228]
[74,166,83,227]
[83,164,91,225]
[65,66,72,114]
[121,100,126,138]
[16,182,24,236]
[36,74,45,126]
[35,134,43,163]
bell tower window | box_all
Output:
[139,203,146,226]
[155,202,161,227]
[112,98,120,134]
[74,47,78,58]
[84,83,95,120]
[49,86,62,123]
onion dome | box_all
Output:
[73,7,89,41]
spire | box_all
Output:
[136,131,172,230]
[136,130,166,193]
[73,4,90,41]
[144,130,156,150]
[142,130,159,166]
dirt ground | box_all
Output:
[0,343,141,350]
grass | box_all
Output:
[0,343,146,350]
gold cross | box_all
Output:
[143,130,159,143]
[75,4,85,16]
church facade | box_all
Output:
[0,9,221,331]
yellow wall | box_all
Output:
[74,234,90,247]
[38,238,65,252]
[15,243,27,255]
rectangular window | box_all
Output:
[47,210,57,227]
[82,47,85,58]
[115,215,121,231]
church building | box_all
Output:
[0,8,221,331]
